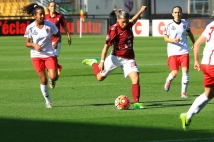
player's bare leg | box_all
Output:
[48,69,58,89]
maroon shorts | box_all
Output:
[167,54,189,71]
[31,57,57,73]
[202,64,214,87]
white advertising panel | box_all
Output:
[132,20,149,37]
[152,20,172,36]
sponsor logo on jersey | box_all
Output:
[183,24,186,29]
[171,26,176,30]
[32,30,38,35]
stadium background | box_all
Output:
[0,0,213,36]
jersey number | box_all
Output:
[207,26,214,42]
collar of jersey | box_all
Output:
[173,19,181,25]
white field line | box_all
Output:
[145,137,214,142]
[0,62,197,71]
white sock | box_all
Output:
[166,73,174,82]
[181,73,189,94]
[40,84,52,104]
[187,93,209,120]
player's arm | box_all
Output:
[130,6,146,25]
[62,25,71,45]
[187,31,195,49]
[164,34,180,43]
[25,38,41,52]
[52,32,61,49]
[99,44,110,71]
[194,35,206,71]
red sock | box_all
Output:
[92,63,100,76]
[132,84,140,103]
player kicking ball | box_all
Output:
[82,6,147,110]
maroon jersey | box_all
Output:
[45,12,67,42]
[105,22,134,59]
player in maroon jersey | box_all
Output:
[45,1,71,76]
[82,6,147,109]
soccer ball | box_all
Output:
[115,95,130,110]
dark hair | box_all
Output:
[172,6,182,13]
[117,9,129,19]
[21,3,44,15]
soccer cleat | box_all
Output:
[58,64,62,76]
[180,113,191,131]
[46,102,52,108]
[181,92,188,98]
[133,103,145,110]
[82,58,98,66]
[164,79,171,92]
[49,79,56,89]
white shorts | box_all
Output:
[100,55,140,78]
[52,42,61,57]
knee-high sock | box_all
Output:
[166,73,174,82]
[182,73,189,94]
[92,63,100,76]
[132,84,140,103]
[187,93,210,120]
[40,84,52,104]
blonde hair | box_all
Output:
[116,9,129,19]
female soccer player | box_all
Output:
[180,21,214,130]
[45,1,71,76]
[163,6,195,98]
[23,3,60,108]
[82,6,147,110]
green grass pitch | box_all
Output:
[0,35,214,142]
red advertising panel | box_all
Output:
[0,18,108,36]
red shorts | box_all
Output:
[31,57,57,73]
[167,54,189,71]
[202,64,214,87]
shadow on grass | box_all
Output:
[0,118,214,142]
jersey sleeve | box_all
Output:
[202,23,211,39]
[105,26,117,46]
[186,22,191,32]
[51,23,59,35]
[163,24,170,35]
[24,26,32,39]
[59,14,67,27]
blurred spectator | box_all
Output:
[109,8,117,26]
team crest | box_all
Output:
[46,28,50,33]
[183,24,186,29]
[124,0,133,12]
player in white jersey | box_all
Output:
[22,3,60,108]
[163,6,195,98]
[180,21,214,130]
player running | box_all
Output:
[163,6,195,98]
[82,6,147,110]
[45,1,71,76]
[180,20,214,130]
[23,3,60,108]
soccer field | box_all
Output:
[0,35,214,142]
